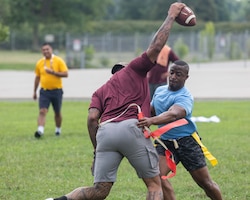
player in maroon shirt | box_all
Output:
[46,2,186,200]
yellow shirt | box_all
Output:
[35,55,68,90]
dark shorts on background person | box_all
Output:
[39,88,63,113]
[156,136,206,171]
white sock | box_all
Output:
[38,126,44,134]
[55,127,61,133]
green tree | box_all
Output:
[0,0,10,20]
[173,38,189,60]
[242,0,250,21]
[200,22,215,60]
[112,0,175,20]
[0,23,9,42]
[109,0,234,22]
[213,0,230,21]
[244,0,250,21]
[114,0,151,20]
[184,0,217,22]
[143,0,174,20]
[110,0,218,21]
[0,0,10,42]
[228,0,250,22]
[7,0,111,50]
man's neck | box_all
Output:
[45,54,54,60]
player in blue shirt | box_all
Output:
[137,60,223,200]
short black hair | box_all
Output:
[111,64,125,74]
[173,60,189,74]
[42,42,52,48]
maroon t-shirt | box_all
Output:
[148,63,169,84]
[89,52,154,123]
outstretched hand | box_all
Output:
[33,93,37,100]
[168,2,186,19]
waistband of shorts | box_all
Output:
[163,135,191,142]
[163,134,194,149]
[41,88,62,91]
[100,117,137,127]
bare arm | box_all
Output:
[87,108,101,151]
[150,105,156,117]
[53,71,68,77]
[138,104,186,128]
[33,76,40,100]
[44,68,68,77]
[146,3,185,63]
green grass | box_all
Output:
[0,50,136,70]
[0,100,249,200]
[0,50,62,70]
[0,63,36,70]
[0,50,44,70]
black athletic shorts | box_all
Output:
[39,88,63,113]
[155,135,207,171]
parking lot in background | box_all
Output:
[0,60,249,100]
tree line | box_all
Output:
[107,0,249,22]
[0,0,249,48]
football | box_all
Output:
[175,6,196,26]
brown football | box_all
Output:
[175,6,196,26]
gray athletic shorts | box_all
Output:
[155,135,206,171]
[94,118,159,183]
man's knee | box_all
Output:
[143,176,161,190]
[203,180,219,191]
[39,108,48,115]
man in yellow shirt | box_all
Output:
[33,43,68,138]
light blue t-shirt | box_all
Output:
[151,85,197,140]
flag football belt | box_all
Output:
[191,132,218,166]
[138,111,188,179]
[99,103,218,179]
[99,103,188,179]
[157,132,218,168]
[149,130,218,179]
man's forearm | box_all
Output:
[148,15,176,58]
[146,3,184,63]
[34,77,40,93]
[53,71,68,77]
[151,111,178,125]
[87,108,101,150]
[88,123,98,150]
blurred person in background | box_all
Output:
[33,43,68,138]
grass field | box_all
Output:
[0,50,54,70]
[0,50,136,70]
[0,100,249,200]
